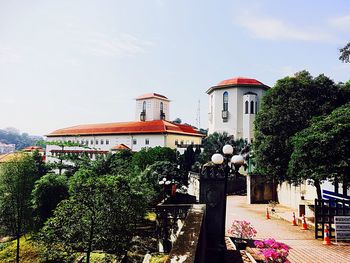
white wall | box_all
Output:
[135,98,170,121]
[45,133,167,163]
[208,86,265,140]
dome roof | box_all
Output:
[217,77,263,86]
[206,76,269,94]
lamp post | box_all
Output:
[211,145,244,250]
[159,177,171,200]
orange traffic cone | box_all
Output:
[301,214,308,230]
[323,224,331,245]
[291,212,297,226]
[266,207,270,219]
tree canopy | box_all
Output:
[254,71,350,184]
[0,154,39,263]
[132,146,177,171]
[339,42,350,63]
[288,103,350,199]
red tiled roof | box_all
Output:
[47,120,204,137]
[136,93,169,101]
[207,77,269,94]
[50,149,108,154]
[22,146,44,152]
[217,77,263,86]
[111,144,130,150]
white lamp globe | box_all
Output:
[223,144,234,155]
[231,155,244,166]
[211,153,224,164]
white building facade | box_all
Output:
[46,93,203,163]
[207,77,269,142]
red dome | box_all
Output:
[217,77,262,86]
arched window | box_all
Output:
[255,101,258,113]
[245,101,249,114]
[223,92,228,111]
[160,102,163,111]
[250,101,254,114]
[142,101,146,112]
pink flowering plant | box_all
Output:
[227,220,257,239]
[254,238,290,263]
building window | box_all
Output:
[160,102,163,111]
[250,101,254,114]
[143,101,146,112]
[223,91,228,111]
[180,140,184,145]
[145,138,149,145]
[96,140,99,145]
[101,139,104,145]
[255,101,258,113]
[245,101,249,114]
[133,139,137,145]
[106,139,109,145]
[175,139,178,145]
[90,140,93,145]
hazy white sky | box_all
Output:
[1,0,349,135]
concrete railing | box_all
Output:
[165,204,206,263]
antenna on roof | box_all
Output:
[196,100,200,129]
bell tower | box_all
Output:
[135,93,170,121]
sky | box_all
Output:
[0,0,349,136]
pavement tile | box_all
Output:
[226,195,350,263]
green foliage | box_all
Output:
[140,160,185,203]
[0,154,39,262]
[288,103,350,190]
[339,42,350,63]
[254,71,350,182]
[31,173,69,229]
[39,169,149,262]
[132,146,177,171]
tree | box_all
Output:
[132,146,177,171]
[288,103,350,199]
[39,169,148,263]
[339,42,350,63]
[140,161,184,202]
[44,140,90,175]
[254,71,350,188]
[0,154,39,263]
[31,173,69,229]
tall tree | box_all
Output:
[39,169,148,263]
[0,154,39,263]
[31,173,69,229]
[254,71,350,188]
[288,103,350,199]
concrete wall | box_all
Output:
[208,86,265,140]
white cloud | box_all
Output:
[329,15,350,30]
[85,33,153,57]
[0,45,21,64]
[234,13,334,42]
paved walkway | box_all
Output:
[226,195,350,263]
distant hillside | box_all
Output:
[0,128,43,150]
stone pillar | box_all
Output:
[199,164,226,262]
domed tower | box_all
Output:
[135,93,170,121]
[206,77,269,142]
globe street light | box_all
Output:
[211,146,245,250]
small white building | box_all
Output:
[207,77,269,142]
[45,93,203,162]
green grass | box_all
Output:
[0,236,42,263]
